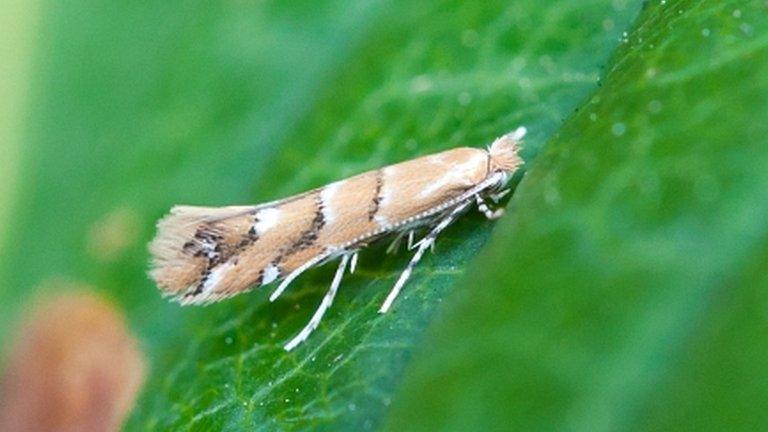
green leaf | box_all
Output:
[386,0,768,431]
[9,0,743,429]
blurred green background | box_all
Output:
[2,0,767,430]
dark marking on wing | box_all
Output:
[285,193,325,256]
[182,211,267,298]
[255,268,265,287]
[237,215,260,249]
[368,169,383,221]
[271,192,326,267]
[183,227,231,298]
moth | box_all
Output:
[149,127,526,350]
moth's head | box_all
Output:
[487,126,525,174]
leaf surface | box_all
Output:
[386,1,768,430]
[0,0,681,430]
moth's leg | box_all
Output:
[387,230,417,254]
[386,231,406,254]
[349,251,359,274]
[489,188,511,203]
[475,194,504,220]
[270,251,332,302]
[379,201,472,313]
[284,253,350,351]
